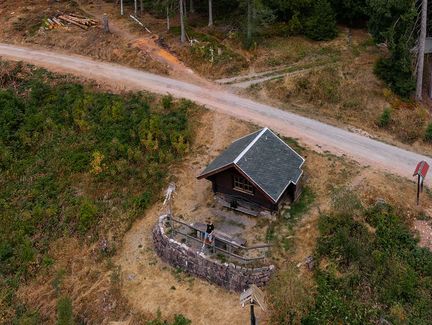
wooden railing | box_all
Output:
[165,215,272,265]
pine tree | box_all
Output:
[305,0,337,41]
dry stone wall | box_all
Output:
[152,215,275,292]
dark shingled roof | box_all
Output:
[198,128,305,203]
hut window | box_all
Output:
[233,175,254,195]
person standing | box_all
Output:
[201,218,214,252]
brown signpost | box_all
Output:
[240,285,267,325]
[413,161,430,205]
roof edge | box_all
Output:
[233,164,279,204]
[197,162,234,179]
[234,128,267,164]
[267,128,305,165]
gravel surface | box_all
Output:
[0,43,430,184]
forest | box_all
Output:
[137,0,418,98]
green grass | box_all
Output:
[289,187,315,220]
[0,61,193,323]
[303,199,432,324]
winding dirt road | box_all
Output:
[0,43,430,183]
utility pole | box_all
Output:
[208,0,213,26]
[180,0,186,43]
[416,0,428,101]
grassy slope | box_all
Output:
[0,61,193,323]
[305,198,432,324]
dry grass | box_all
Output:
[0,0,168,75]
[246,29,432,151]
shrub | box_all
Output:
[307,202,432,323]
[78,199,98,234]
[374,56,415,99]
[288,12,303,35]
[161,94,173,110]
[56,296,74,325]
[305,0,338,41]
[425,122,432,142]
[378,108,391,128]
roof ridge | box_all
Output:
[234,127,267,164]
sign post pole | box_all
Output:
[418,174,421,205]
[413,161,429,206]
[250,302,256,325]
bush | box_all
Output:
[378,108,391,128]
[305,0,338,41]
[78,199,98,234]
[425,122,432,142]
[306,201,432,323]
[56,296,74,325]
[146,313,191,325]
[374,55,415,99]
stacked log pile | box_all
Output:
[44,14,98,30]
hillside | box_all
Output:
[1,1,432,324]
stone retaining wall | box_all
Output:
[152,215,275,292]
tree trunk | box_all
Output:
[190,0,195,13]
[429,56,432,99]
[167,6,170,31]
[180,0,186,43]
[103,14,110,33]
[184,0,187,17]
[416,0,428,101]
[208,0,213,26]
[247,0,252,43]
[134,0,138,16]
[120,0,124,16]
[140,0,143,16]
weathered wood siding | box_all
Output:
[207,167,278,210]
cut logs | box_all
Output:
[58,14,98,30]
[43,14,98,30]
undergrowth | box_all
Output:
[0,61,193,323]
[304,193,432,324]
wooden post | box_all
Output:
[103,13,110,33]
[250,303,256,325]
[416,0,428,101]
[120,0,124,16]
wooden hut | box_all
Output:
[197,128,305,213]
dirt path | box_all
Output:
[215,60,335,88]
[0,43,429,185]
[76,0,204,84]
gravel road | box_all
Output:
[0,43,429,184]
